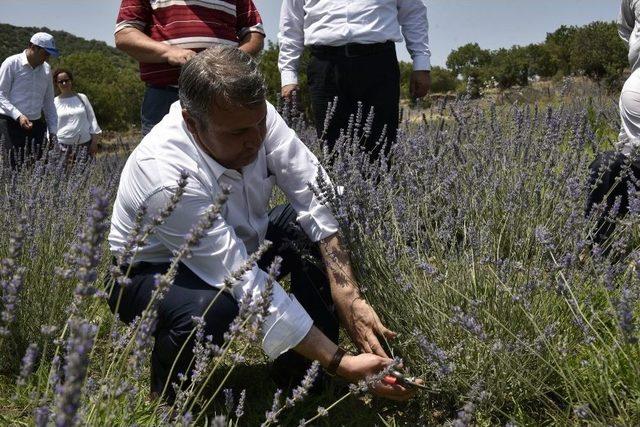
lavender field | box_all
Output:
[1,79,639,426]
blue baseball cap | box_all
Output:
[30,32,60,57]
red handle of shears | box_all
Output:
[383,375,399,385]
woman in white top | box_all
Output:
[53,68,101,158]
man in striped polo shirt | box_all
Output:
[114,0,265,136]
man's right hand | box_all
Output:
[163,46,197,66]
[281,84,298,99]
[337,353,422,401]
[18,115,32,131]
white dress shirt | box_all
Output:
[278,0,431,86]
[54,93,102,146]
[0,51,58,133]
[109,101,339,359]
[620,0,640,72]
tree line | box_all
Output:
[445,21,628,97]
[0,21,630,131]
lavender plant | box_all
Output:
[2,79,640,426]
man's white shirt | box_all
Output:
[0,51,58,133]
[620,0,640,72]
[109,101,339,359]
[619,68,640,154]
[278,0,431,86]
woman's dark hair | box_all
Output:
[52,68,73,83]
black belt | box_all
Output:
[310,41,394,58]
[146,84,179,93]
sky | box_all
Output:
[0,0,622,67]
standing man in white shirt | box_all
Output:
[278,0,431,160]
[108,46,419,401]
[0,32,59,169]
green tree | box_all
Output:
[487,46,530,89]
[446,43,492,79]
[525,43,557,78]
[545,25,578,76]
[429,66,458,93]
[53,51,144,131]
[568,21,627,81]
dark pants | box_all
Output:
[0,114,47,169]
[141,85,179,136]
[586,150,640,244]
[107,204,338,398]
[307,42,400,161]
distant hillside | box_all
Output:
[0,22,135,70]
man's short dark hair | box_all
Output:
[179,45,266,129]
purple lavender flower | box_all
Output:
[451,306,487,341]
[414,330,454,379]
[0,214,27,336]
[55,188,110,303]
[262,388,282,426]
[17,343,39,386]
[55,319,98,427]
[212,415,227,427]
[235,389,246,419]
[453,402,475,427]
[34,406,51,427]
[285,361,320,408]
[223,388,234,414]
[617,287,638,344]
[534,225,554,251]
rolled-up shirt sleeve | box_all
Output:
[264,103,339,241]
[397,0,431,71]
[236,0,266,40]
[115,0,151,34]
[144,182,313,359]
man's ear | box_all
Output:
[182,109,200,140]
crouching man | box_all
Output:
[108,45,418,401]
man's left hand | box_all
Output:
[410,70,431,98]
[338,297,397,357]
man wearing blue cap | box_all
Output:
[0,32,60,168]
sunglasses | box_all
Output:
[57,79,71,84]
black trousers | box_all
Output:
[0,114,47,169]
[107,204,338,398]
[307,42,400,161]
[586,150,640,244]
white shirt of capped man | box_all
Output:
[278,0,431,86]
[109,101,339,359]
[0,51,58,133]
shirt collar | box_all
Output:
[19,51,30,67]
[199,145,229,181]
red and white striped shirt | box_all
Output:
[115,0,264,86]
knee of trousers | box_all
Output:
[168,291,239,347]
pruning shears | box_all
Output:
[382,369,427,390]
